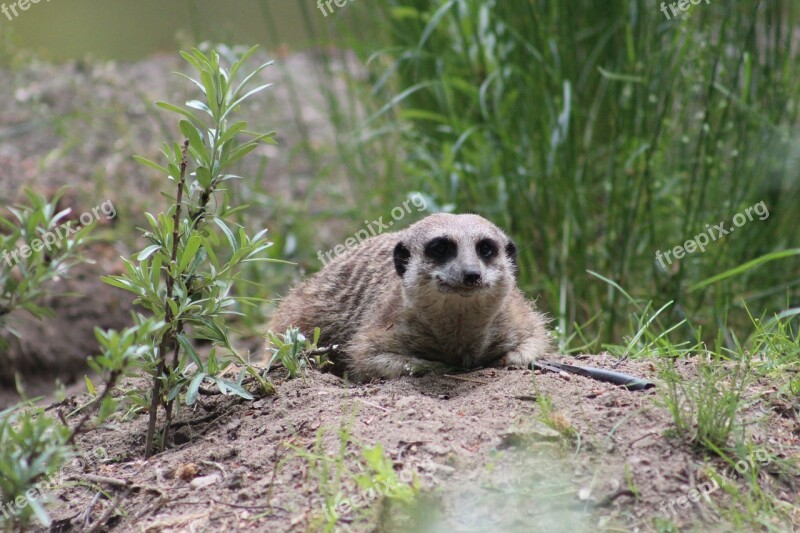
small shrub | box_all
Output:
[0,405,71,529]
[102,45,278,456]
[0,188,93,348]
[266,326,327,378]
[659,353,751,451]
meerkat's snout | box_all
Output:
[423,235,502,295]
[462,266,482,287]
[394,228,517,299]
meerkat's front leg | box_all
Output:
[347,351,450,381]
[495,333,551,368]
[345,327,451,380]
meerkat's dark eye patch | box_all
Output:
[476,238,499,260]
[424,237,457,263]
[393,242,411,276]
[505,240,518,276]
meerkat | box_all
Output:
[267,213,551,381]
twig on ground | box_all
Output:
[66,369,121,444]
[356,398,391,412]
[595,489,636,507]
[79,474,132,489]
[86,487,132,533]
[513,395,538,402]
[82,492,103,529]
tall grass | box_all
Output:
[294,0,800,351]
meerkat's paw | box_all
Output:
[496,351,535,368]
[348,353,448,381]
[495,335,550,368]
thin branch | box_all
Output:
[146,138,189,459]
[443,374,489,385]
[66,369,120,445]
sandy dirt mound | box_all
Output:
[37,354,799,532]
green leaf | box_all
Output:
[418,0,457,49]
[196,166,212,189]
[200,70,219,117]
[179,120,207,164]
[232,60,274,101]
[84,376,96,397]
[597,66,646,83]
[28,497,51,527]
[313,327,321,345]
[178,51,205,75]
[186,99,212,116]
[217,379,253,400]
[365,81,436,125]
[156,101,203,126]
[218,121,248,145]
[185,372,207,406]
[133,155,169,175]
[400,109,450,123]
[207,349,219,374]
[221,84,272,121]
[221,142,258,169]
[228,45,260,81]
[100,276,141,295]
[179,235,202,273]
[137,245,162,262]
[213,218,237,251]
[166,381,184,402]
[201,236,219,268]
[241,129,277,144]
[150,252,163,289]
[177,334,203,369]
[689,249,800,291]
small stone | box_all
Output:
[424,443,451,455]
[190,473,221,490]
[433,462,455,475]
[395,396,416,409]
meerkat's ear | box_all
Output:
[393,242,411,276]
[505,240,518,277]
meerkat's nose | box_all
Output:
[463,269,482,286]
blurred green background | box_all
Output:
[3,0,799,355]
[7,0,321,60]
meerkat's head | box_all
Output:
[392,213,518,304]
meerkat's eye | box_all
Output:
[424,237,457,262]
[477,239,498,259]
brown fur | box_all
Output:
[267,213,551,381]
